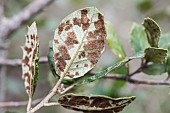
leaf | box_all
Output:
[58,93,136,113]
[159,33,170,49]
[130,23,149,52]
[143,17,161,47]
[142,64,166,75]
[22,22,39,97]
[48,40,59,79]
[78,51,145,85]
[53,7,106,79]
[144,47,167,64]
[106,21,126,60]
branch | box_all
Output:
[104,75,170,86]
[0,56,47,66]
[0,0,4,19]
[0,98,41,108]
[1,0,55,41]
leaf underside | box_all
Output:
[53,7,106,79]
[22,22,39,97]
[58,93,136,113]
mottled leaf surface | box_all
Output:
[130,23,149,52]
[143,17,161,47]
[144,47,167,64]
[78,51,145,85]
[106,21,126,60]
[58,93,135,113]
[53,7,106,79]
[22,22,39,97]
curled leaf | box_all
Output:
[143,17,161,47]
[58,93,136,113]
[53,7,106,79]
[22,22,39,97]
[144,47,167,64]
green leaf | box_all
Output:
[106,21,126,60]
[144,47,167,64]
[53,7,106,79]
[112,65,128,75]
[58,93,136,113]
[22,22,39,97]
[48,40,59,79]
[143,17,161,47]
[78,51,145,85]
[130,23,149,52]
[142,64,166,75]
[159,33,170,49]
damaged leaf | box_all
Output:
[58,93,136,113]
[22,22,39,97]
[53,7,106,79]
[143,17,161,48]
[144,47,167,64]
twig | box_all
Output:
[104,75,170,86]
[0,98,41,108]
[27,97,32,112]
[44,102,60,106]
[0,56,47,66]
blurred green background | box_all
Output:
[2,0,170,113]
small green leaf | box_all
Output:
[159,33,170,49]
[143,17,161,47]
[130,23,149,52]
[78,51,145,85]
[144,47,167,64]
[58,93,136,113]
[48,40,59,79]
[106,21,126,60]
[142,64,166,75]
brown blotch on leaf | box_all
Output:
[94,19,104,29]
[65,32,79,47]
[56,57,66,72]
[54,39,59,44]
[24,47,32,54]
[83,40,104,51]
[87,32,97,40]
[22,56,29,66]
[84,64,88,67]
[94,28,106,39]
[24,72,31,84]
[65,26,71,31]
[75,72,79,76]
[81,9,90,31]
[78,51,86,59]
[58,23,65,35]
[73,18,81,27]
[90,98,111,108]
[58,45,71,60]
[87,51,101,66]
[76,65,79,68]
[66,20,70,25]
[54,53,60,62]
